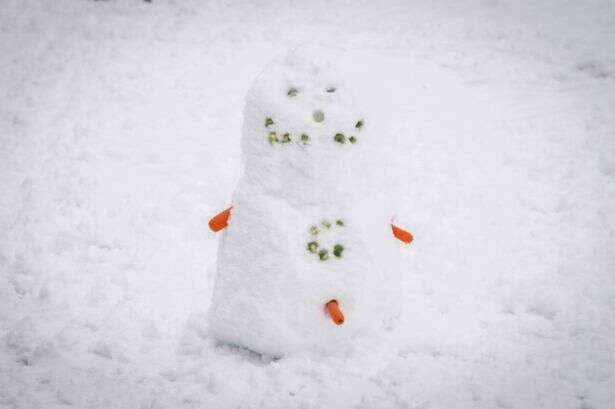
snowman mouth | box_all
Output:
[264,116,363,145]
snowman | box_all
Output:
[207,47,412,356]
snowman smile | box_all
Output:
[264,114,363,146]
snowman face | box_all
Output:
[246,51,364,152]
[262,83,364,147]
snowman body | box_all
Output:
[208,49,399,356]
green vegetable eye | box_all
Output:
[334,133,346,144]
[349,136,357,144]
[309,225,319,235]
[333,244,344,258]
[336,219,344,226]
[318,249,329,261]
[355,120,364,129]
[282,133,291,143]
[265,117,274,127]
[326,87,336,93]
[288,87,298,97]
[307,241,319,253]
[321,220,331,229]
[301,134,309,144]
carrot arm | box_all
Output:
[208,207,232,232]
[391,223,413,244]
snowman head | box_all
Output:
[242,47,365,167]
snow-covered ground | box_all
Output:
[1,0,614,408]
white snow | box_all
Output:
[1,0,614,408]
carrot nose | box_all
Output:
[325,299,345,325]
[208,207,232,232]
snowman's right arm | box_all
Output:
[208,206,232,232]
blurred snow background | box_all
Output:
[0,0,614,408]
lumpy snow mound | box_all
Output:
[208,47,404,356]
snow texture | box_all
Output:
[208,47,404,356]
[1,0,614,408]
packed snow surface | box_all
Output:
[209,47,404,356]
[1,0,614,408]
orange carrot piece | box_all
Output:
[391,224,413,244]
[208,207,232,232]
[325,299,345,325]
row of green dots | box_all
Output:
[334,133,357,144]
[266,116,364,145]
[307,241,345,260]
[268,132,310,145]
[310,219,344,236]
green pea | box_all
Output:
[318,249,329,261]
[268,132,278,145]
[282,133,291,143]
[307,241,318,253]
[309,225,319,235]
[301,134,309,144]
[287,87,298,97]
[349,136,357,144]
[336,219,344,226]
[333,244,344,258]
[334,133,346,144]
[265,117,274,127]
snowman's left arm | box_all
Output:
[391,223,413,244]
[208,206,232,232]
